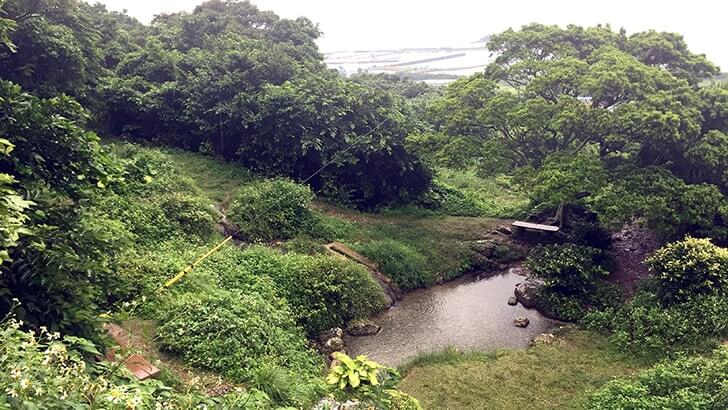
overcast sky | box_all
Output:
[92,0,728,69]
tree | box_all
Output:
[0,81,115,336]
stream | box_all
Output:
[344,266,559,366]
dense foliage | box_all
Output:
[228,178,315,241]
[0,317,272,409]
[156,289,321,389]
[586,238,728,359]
[585,346,728,410]
[0,80,117,337]
[526,244,620,321]
[646,236,728,304]
[426,23,728,242]
[3,0,728,407]
[0,0,431,208]
[226,246,388,336]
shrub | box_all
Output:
[228,179,315,241]
[0,317,272,409]
[156,289,322,384]
[646,237,728,305]
[326,352,404,409]
[585,346,728,410]
[590,167,728,242]
[585,292,728,359]
[526,244,620,321]
[358,239,435,291]
[526,244,608,295]
[226,246,388,336]
[388,389,423,410]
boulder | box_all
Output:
[319,327,344,343]
[514,279,542,309]
[346,321,381,337]
[322,337,346,354]
[513,317,530,328]
[507,296,518,306]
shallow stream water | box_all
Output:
[345,267,559,366]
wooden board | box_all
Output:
[124,353,160,380]
[102,323,160,380]
[512,221,560,232]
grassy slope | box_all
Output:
[144,147,641,407]
[162,147,507,283]
[397,330,643,410]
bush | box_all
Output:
[326,352,404,409]
[156,289,322,385]
[590,167,728,242]
[228,179,315,242]
[646,237,728,305]
[526,244,608,295]
[221,246,388,336]
[358,239,435,291]
[585,292,728,359]
[387,389,423,410]
[0,317,273,409]
[585,346,728,410]
[526,244,620,321]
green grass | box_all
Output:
[435,168,529,218]
[161,148,255,205]
[159,148,514,289]
[315,201,507,285]
[397,330,644,410]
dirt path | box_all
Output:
[605,221,661,295]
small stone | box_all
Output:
[507,296,518,306]
[323,337,346,353]
[346,321,381,337]
[513,317,530,328]
[319,327,343,343]
[496,226,512,235]
[532,333,555,345]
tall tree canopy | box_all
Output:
[427,24,727,241]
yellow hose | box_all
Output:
[162,235,234,289]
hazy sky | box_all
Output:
[92,0,728,69]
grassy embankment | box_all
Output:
[397,330,644,410]
[164,148,510,290]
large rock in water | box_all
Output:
[507,296,518,306]
[514,279,543,309]
[513,317,530,328]
[346,320,381,337]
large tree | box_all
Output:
[431,24,722,182]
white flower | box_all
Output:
[6,388,18,398]
[19,379,31,390]
[126,395,143,409]
[10,367,22,380]
[107,389,123,404]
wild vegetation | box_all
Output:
[1,0,728,408]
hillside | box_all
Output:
[2,1,728,409]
